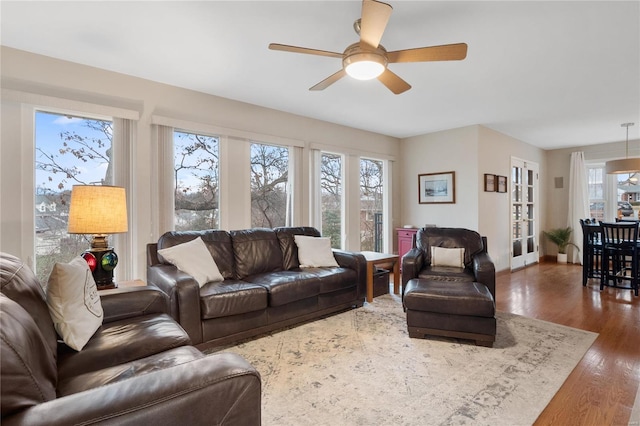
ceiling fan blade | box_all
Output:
[269,43,342,59]
[387,43,468,63]
[359,0,392,49]
[309,69,347,91]
[377,69,411,94]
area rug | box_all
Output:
[210,294,598,426]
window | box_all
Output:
[173,131,220,231]
[587,166,605,221]
[34,111,113,282]
[250,143,290,228]
[320,153,343,249]
[360,158,384,252]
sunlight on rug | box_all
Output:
[209,294,597,426]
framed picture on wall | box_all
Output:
[497,175,507,193]
[484,174,496,192]
[418,171,456,204]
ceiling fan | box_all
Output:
[269,0,468,95]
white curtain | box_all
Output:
[153,124,175,234]
[112,118,134,280]
[567,152,589,264]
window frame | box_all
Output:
[359,156,386,253]
[172,128,221,231]
[318,150,345,249]
[249,141,294,229]
[11,91,139,278]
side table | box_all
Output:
[397,227,419,270]
[360,251,400,303]
[117,279,146,288]
[98,279,146,291]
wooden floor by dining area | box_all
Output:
[496,261,640,425]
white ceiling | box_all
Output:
[1,1,639,149]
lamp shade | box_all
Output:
[605,158,640,174]
[68,185,128,234]
[606,122,638,174]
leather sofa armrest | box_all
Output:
[100,287,169,323]
[473,252,496,300]
[147,264,203,345]
[3,353,262,426]
[332,250,367,300]
[401,248,424,294]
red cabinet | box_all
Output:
[397,228,419,268]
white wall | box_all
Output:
[477,126,546,270]
[400,125,480,229]
[545,138,640,233]
[0,47,401,279]
[400,124,546,272]
[7,46,623,278]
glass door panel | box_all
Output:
[511,158,539,270]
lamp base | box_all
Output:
[82,247,119,290]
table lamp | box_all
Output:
[68,185,128,289]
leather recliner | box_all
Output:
[0,252,261,425]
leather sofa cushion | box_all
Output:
[57,346,204,397]
[418,265,475,282]
[0,294,57,417]
[301,267,357,294]
[231,229,283,279]
[404,279,495,318]
[57,313,191,379]
[0,253,59,357]
[245,271,320,307]
[199,280,268,319]
[417,227,484,267]
[157,230,235,280]
[275,226,321,270]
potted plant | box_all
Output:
[543,227,579,263]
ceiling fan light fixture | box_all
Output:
[606,123,638,174]
[343,51,387,80]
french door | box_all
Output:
[511,158,539,270]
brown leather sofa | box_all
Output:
[0,252,261,425]
[401,227,496,346]
[147,226,366,348]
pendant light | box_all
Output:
[606,123,639,174]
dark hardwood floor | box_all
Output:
[496,261,640,425]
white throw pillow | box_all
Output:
[294,235,339,268]
[157,237,223,287]
[431,246,465,268]
[46,257,104,351]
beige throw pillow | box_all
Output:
[431,246,465,268]
[294,235,339,268]
[157,236,223,287]
[46,257,104,351]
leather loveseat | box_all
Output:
[147,226,366,348]
[0,252,261,425]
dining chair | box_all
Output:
[600,221,640,296]
[580,219,602,286]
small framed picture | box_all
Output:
[497,175,507,193]
[484,174,496,192]
[418,171,455,204]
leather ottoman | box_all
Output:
[403,278,496,347]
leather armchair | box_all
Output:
[400,227,496,346]
[1,252,261,425]
[401,227,495,301]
